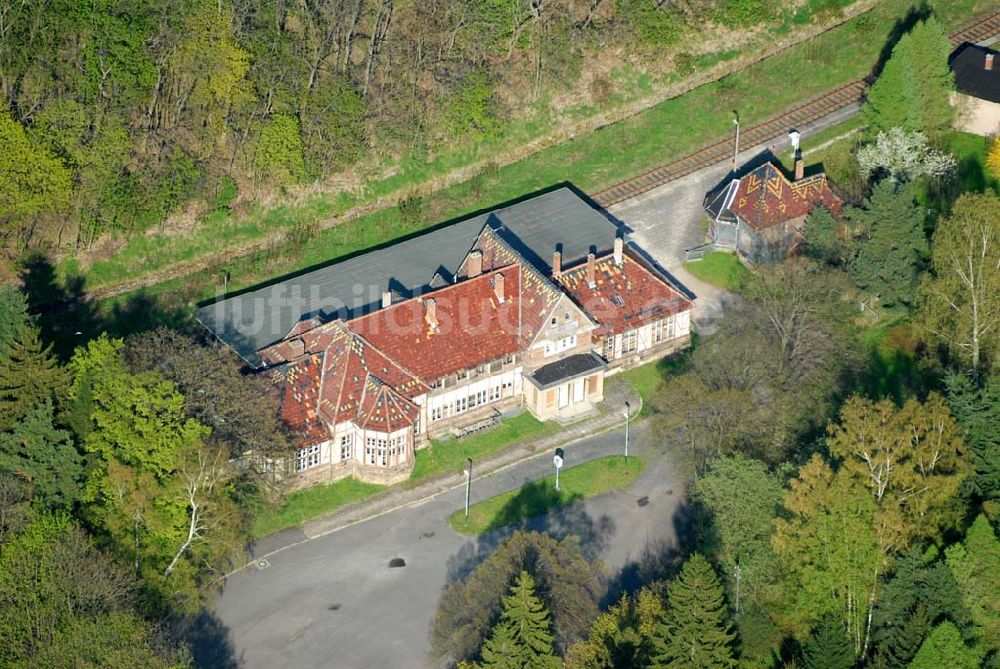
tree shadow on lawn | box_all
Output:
[601,498,698,607]
[445,479,616,585]
[19,252,192,360]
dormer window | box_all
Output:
[612,295,625,307]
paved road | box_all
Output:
[214,421,686,669]
[210,96,862,669]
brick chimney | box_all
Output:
[493,272,506,303]
[613,237,624,267]
[987,52,995,71]
[794,158,805,181]
[467,250,483,277]
[288,338,305,357]
[552,250,562,276]
[586,253,596,289]
[381,290,392,308]
[424,298,438,331]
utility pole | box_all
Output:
[464,458,472,517]
[553,449,564,492]
[731,110,740,175]
[624,401,630,468]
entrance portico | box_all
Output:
[524,352,606,422]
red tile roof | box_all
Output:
[730,163,842,231]
[355,377,421,433]
[270,354,329,446]
[348,265,525,383]
[556,252,693,337]
[263,321,425,436]
[466,227,564,346]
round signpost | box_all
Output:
[553,448,565,491]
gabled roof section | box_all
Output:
[269,354,329,446]
[722,162,842,231]
[348,264,525,383]
[263,320,427,430]
[355,377,419,432]
[556,251,693,337]
[195,187,619,367]
[951,43,1000,104]
[704,179,740,223]
[464,226,569,346]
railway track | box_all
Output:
[593,8,1000,208]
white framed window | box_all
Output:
[399,436,407,457]
[543,335,577,358]
[652,319,664,344]
[378,437,387,466]
[367,436,377,465]
[340,434,353,461]
[297,445,320,471]
[489,384,501,402]
[431,406,443,421]
[603,337,615,360]
[622,330,638,354]
[456,396,468,413]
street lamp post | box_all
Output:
[464,458,472,518]
[731,110,740,175]
[624,401,631,467]
[553,449,564,492]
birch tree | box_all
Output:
[921,191,1000,376]
[827,394,969,546]
[772,455,884,659]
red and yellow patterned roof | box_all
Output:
[730,163,842,231]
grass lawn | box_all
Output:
[70,0,994,316]
[683,252,751,291]
[448,455,645,536]
[409,413,558,483]
[856,316,924,404]
[942,131,1000,196]
[251,477,385,539]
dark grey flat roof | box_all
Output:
[951,43,1000,104]
[526,352,607,390]
[195,187,619,367]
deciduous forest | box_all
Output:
[2,0,863,267]
[1,2,1000,668]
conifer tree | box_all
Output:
[652,553,736,668]
[945,514,1000,651]
[478,570,558,669]
[944,374,1000,513]
[864,17,954,134]
[0,323,68,431]
[848,181,927,308]
[909,621,983,669]
[0,400,82,508]
[801,614,854,669]
[880,603,929,668]
[0,285,28,358]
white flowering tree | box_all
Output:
[856,127,956,183]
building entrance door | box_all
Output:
[558,384,569,408]
[572,379,585,403]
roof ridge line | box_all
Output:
[344,327,429,391]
